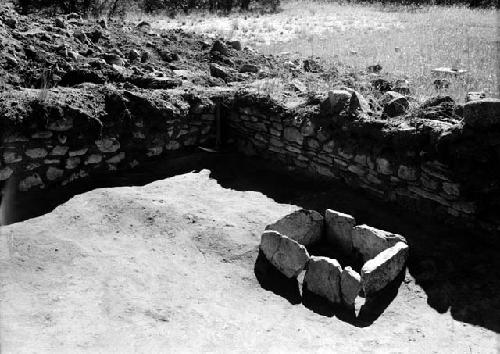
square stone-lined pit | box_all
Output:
[259,208,409,308]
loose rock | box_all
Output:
[380,91,409,117]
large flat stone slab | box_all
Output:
[340,266,361,306]
[303,256,342,304]
[361,242,409,296]
[324,209,356,254]
[352,225,406,261]
[265,209,323,246]
[260,230,310,278]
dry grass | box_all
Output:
[144,1,499,102]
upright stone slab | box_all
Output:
[361,242,409,296]
[324,209,356,254]
[352,225,406,262]
[265,209,323,246]
[260,230,310,278]
[304,256,342,304]
[340,266,361,306]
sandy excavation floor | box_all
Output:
[0,170,498,353]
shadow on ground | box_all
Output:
[3,151,499,333]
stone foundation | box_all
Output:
[1,87,499,236]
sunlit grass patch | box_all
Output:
[141,1,499,102]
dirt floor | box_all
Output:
[1,164,498,353]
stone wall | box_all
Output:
[227,93,500,236]
[0,87,218,193]
[1,86,499,236]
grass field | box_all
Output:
[147,1,499,102]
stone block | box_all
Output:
[398,165,418,181]
[260,230,310,278]
[361,242,409,296]
[0,167,13,181]
[324,209,356,254]
[50,145,69,156]
[376,158,393,175]
[266,209,323,246]
[68,148,88,157]
[352,225,406,262]
[46,166,64,181]
[340,266,361,306]
[304,256,342,304]
[3,151,22,163]
[25,148,48,159]
[95,138,120,153]
[463,98,500,128]
[284,127,303,145]
[19,174,44,191]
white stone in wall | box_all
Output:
[85,154,103,164]
[44,159,60,164]
[0,166,13,181]
[19,174,44,191]
[95,138,120,153]
[442,182,460,198]
[338,148,354,160]
[46,166,64,181]
[348,164,365,176]
[398,165,418,181]
[354,154,367,166]
[65,157,81,170]
[106,152,125,164]
[147,147,163,156]
[3,151,22,163]
[4,134,29,143]
[68,148,88,157]
[58,134,67,144]
[26,162,41,170]
[376,158,393,175]
[421,173,440,190]
[25,148,48,159]
[31,131,53,139]
[165,141,180,150]
[284,127,303,145]
[322,140,335,153]
[50,145,69,156]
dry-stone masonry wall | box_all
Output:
[0,87,221,193]
[1,87,499,237]
[229,93,500,236]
